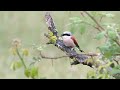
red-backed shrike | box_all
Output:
[61,31,84,52]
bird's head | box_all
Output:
[61,31,72,37]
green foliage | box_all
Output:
[90,11,98,17]
[22,49,29,56]
[24,68,31,78]
[91,12,115,19]
[24,66,39,79]
[110,65,120,78]
[47,32,57,44]
[68,17,87,35]
[69,12,120,79]
[30,67,39,79]
[108,30,117,39]
[87,62,115,79]
[98,38,120,60]
[101,13,115,18]
[95,31,106,40]
[7,11,120,79]
[10,61,23,71]
[110,68,120,75]
[79,24,86,34]
[10,39,41,79]
[91,12,120,78]
[69,17,83,23]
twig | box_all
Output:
[113,39,120,46]
[39,50,99,60]
[83,11,120,47]
[39,51,69,59]
[114,53,120,56]
[80,12,101,32]
[83,11,105,31]
[113,58,119,65]
[16,47,27,69]
[84,53,100,57]
[80,21,102,32]
[100,15,104,22]
[80,12,85,17]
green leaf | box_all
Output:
[104,52,113,59]
[114,65,120,69]
[95,31,106,40]
[16,61,23,69]
[22,49,29,56]
[105,13,115,18]
[79,24,86,34]
[30,67,38,79]
[70,24,75,34]
[97,74,106,79]
[24,69,31,78]
[69,17,81,22]
[90,11,97,17]
[69,17,83,25]
[10,62,16,71]
[87,71,96,79]
[100,13,115,18]
[98,45,109,52]
[10,61,23,71]
[110,68,120,75]
[108,30,117,39]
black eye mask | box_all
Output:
[61,34,71,36]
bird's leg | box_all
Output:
[78,47,85,53]
[79,49,85,53]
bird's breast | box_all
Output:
[62,36,75,47]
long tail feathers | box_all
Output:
[79,49,84,52]
[78,47,84,53]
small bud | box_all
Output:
[22,49,29,56]
[48,32,54,37]
[50,36,57,44]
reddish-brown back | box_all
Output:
[71,36,80,48]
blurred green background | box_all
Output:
[0,11,120,79]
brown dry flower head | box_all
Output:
[12,38,21,48]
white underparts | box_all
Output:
[62,36,75,48]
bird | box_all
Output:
[61,31,84,52]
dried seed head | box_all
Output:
[12,38,21,48]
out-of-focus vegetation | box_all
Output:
[0,11,120,79]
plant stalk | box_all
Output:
[16,47,27,69]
